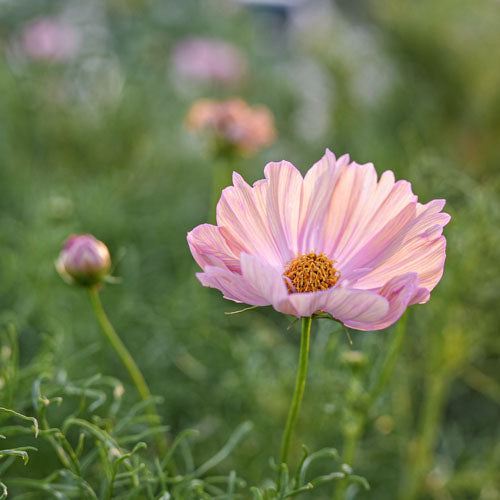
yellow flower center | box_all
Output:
[283,252,341,293]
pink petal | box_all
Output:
[262,161,304,258]
[187,223,243,272]
[333,175,417,264]
[197,265,269,306]
[321,162,379,258]
[239,253,290,310]
[299,150,351,252]
[341,201,417,275]
[345,273,419,331]
[352,200,450,291]
[297,151,420,275]
[283,286,389,321]
[355,235,447,292]
[216,172,286,267]
[410,287,430,305]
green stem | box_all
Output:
[89,288,152,402]
[333,424,362,500]
[368,312,408,407]
[399,370,449,499]
[279,317,313,469]
[334,313,408,500]
[88,288,167,456]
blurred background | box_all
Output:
[0,0,499,498]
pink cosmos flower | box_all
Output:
[172,37,248,86]
[20,17,80,63]
[187,150,450,331]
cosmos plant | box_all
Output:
[57,234,167,455]
[188,149,449,469]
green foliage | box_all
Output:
[0,326,254,499]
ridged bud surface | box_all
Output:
[56,234,111,287]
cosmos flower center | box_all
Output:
[283,252,341,293]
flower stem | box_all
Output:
[333,313,408,499]
[88,288,167,456]
[279,316,313,469]
[399,375,447,500]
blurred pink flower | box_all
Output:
[187,98,276,156]
[172,37,248,86]
[21,18,80,62]
[187,150,450,331]
[56,234,111,287]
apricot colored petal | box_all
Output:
[239,253,290,310]
[345,273,419,331]
[197,265,270,306]
[263,161,304,258]
[283,286,389,321]
[353,200,450,291]
[333,175,417,264]
[299,150,351,252]
[216,172,285,267]
[187,223,243,272]
[321,162,379,258]
[341,202,417,275]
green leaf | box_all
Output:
[193,421,253,478]
[298,447,339,485]
[0,408,39,438]
[250,487,264,500]
[0,447,38,466]
[160,429,199,470]
[0,480,8,500]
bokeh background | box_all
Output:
[1,0,499,498]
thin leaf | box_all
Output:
[194,422,253,477]
[56,469,98,499]
[117,426,170,445]
[0,408,38,438]
[113,442,147,473]
[310,472,344,486]
[62,418,119,450]
[277,464,289,500]
[0,447,38,465]
[298,447,339,485]
[294,445,309,487]
[226,470,236,499]
[114,397,164,432]
[161,429,199,470]
[347,474,370,490]
[0,480,7,500]
[250,487,264,500]
[286,483,314,497]
[180,438,195,474]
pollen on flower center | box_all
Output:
[283,252,341,293]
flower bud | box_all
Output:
[56,234,111,287]
[340,350,369,372]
